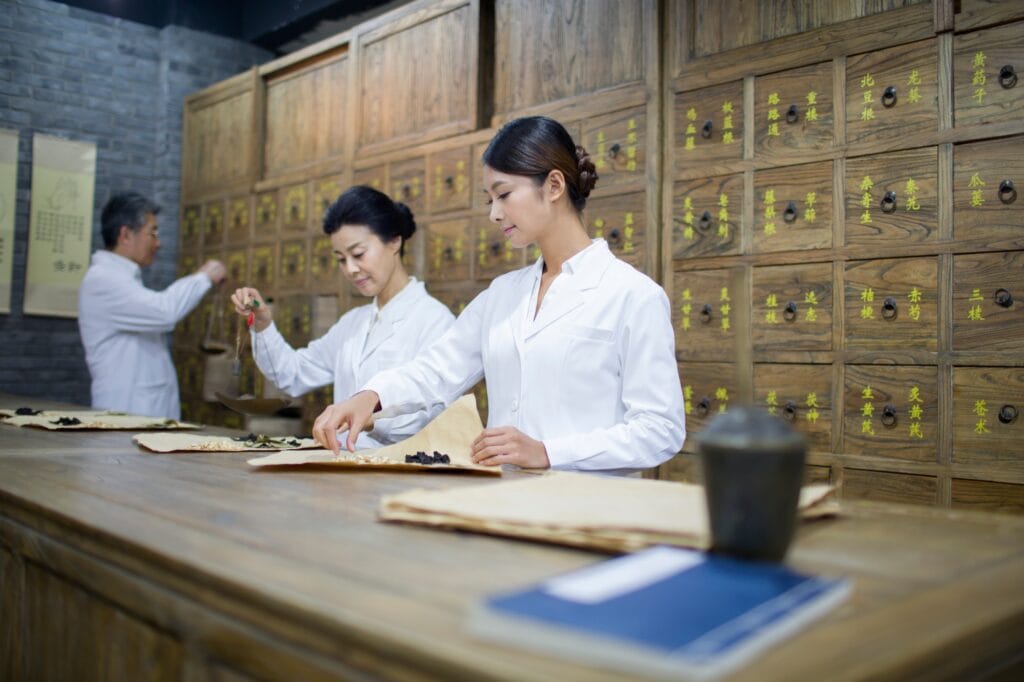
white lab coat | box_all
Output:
[253,278,454,448]
[365,240,686,473]
[78,250,212,419]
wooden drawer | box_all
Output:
[674,81,744,165]
[311,294,341,339]
[426,218,472,283]
[224,247,248,288]
[177,252,198,280]
[953,135,1024,249]
[583,107,646,188]
[310,235,338,290]
[955,0,1024,31]
[954,21,1024,128]
[671,173,742,260]
[753,161,832,253]
[474,213,525,281]
[953,367,1024,473]
[249,244,276,293]
[281,183,308,234]
[843,365,939,462]
[845,147,939,247]
[225,196,251,245]
[313,176,343,221]
[175,349,204,398]
[678,362,738,454]
[178,295,204,342]
[353,164,388,193]
[805,465,832,486]
[752,262,833,352]
[846,39,939,147]
[389,157,426,216]
[753,364,833,453]
[841,468,938,506]
[427,146,472,214]
[951,478,1024,515]
[754,62,834,159]
[952,251,1024,352]
[254,191,277,241]
[202,201,224,248]
[471,140,490,210]
[431,282,486,317]
[278,239,308,291]
[672,269,737,362]
[181,205,201,250]
[844,257,938,351]
[584,192,646,270]
[275,295,312,348]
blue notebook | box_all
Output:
[468,546,851,679]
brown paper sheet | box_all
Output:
[133,433,319,453]
[1,410,200,430]
[247,394,500,476]
[379,471,838,553]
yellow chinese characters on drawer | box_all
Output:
[674,81,743,165]
[678,362,737,455]
[425,218,472,283]
[583,108,646,189]
[953,251,1024,353]
[672,174,741,259]
[754,364,832,454]
[954,21,1024,129]
[953,135,1023,250]
[755,62,833,160]
[753,161,832,254]
[672,269,737,363]
[845,147,938,247]
[752,263,832,353]
[843,365,939,463]
[845,257,938,352]
[427,146,472,214]
[584,192,646,271]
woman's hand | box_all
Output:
[230,287,272,332]
[312,391,381,455]
[471,427,550,469]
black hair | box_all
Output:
[322,185,416,256]
[100,192,160,249]
[482,116,598,212]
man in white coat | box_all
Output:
[78,192,226,419]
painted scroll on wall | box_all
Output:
[0,129,17,314]
[24,133,96,318]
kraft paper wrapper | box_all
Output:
[134,433,319,453]
[379,472,838,552]
[247,394,500,476]
[2,410,200,431]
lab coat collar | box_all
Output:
[92,249,142,280]
[361,277,422,360]
[523,239,613,341]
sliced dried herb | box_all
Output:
[15,407,41,415]
[230,433,302,448]
[50,417,82,426]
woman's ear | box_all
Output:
[544,170,567,204]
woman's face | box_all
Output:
[482,165,553,249]
[331,224,402,298]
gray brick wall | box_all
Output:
[0,0,270,405]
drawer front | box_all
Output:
[844,257,938,351]
[177,252,198,280]
[671,174,742,259]
[752,262,833,352]
[952,251,1024,352]
[428,146,472,214]
[431,283,486,317]
[389,157,426,216]
[842,468,938,506]
[254,192,278,240]
[203,201,224,248]
[224,247,248,288]
[474,213,525,281]
[175,349,204,397]
[673,269,737,362]
[353,164,388,194]
[584,192,646,270]
[951,478,1024,515]
[952,367,1024,469]
[426,218,473,283]
[249,244,276,293]
[310,235,339,290]
[846,39,939,146]
[471,140,490,209]
[278,239,308,291]
[953,135,1024,248]
[678,362,738,454]
[954,21,1024,128]
[583,107,646,188]
[314,176,344,220]
[225,196,251,244]
[752,161,833,253]
[674,81,744,165]
[753,363,833,453]
[281,183,308,234]
[275,295,312,347]
[805,465,832,485]
[755,62,834,158]
[845,147,939,246]
[181,205,201,249]
[843,364,939,462]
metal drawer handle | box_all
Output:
[999,64,1018,89]
[783,400,798,421]
[696,396,711,417]
[786,104,799,124]
[609,142,622,158]
[700,303,713,324]
[783,201,798,223]
[260,208,271,222]
[999,404,1019,424]
[489,241,502,256]
[443,246,454,261]
[882,296,898,320]
[701,120,713,139]
[880,404,898,427]
[608,227,622,244]
[994,288,1014,308]
[287,261,296,274]
[882,86,898,108]
[783,301,798,322]
[998,179,1017,204]
[698,210,713,231]
[445,175,454,188]
[402,184,412,198]
[322,197,330,211]
[289,205,300,220]
[880,191,898,213]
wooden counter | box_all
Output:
[2,394,1023,681]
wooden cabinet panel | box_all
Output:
[846,39,938,147]
[427,146,472,214]
[952,251,1024,352]
[754,62,834,159]
[752,262,833,352]
[954,21,1024,128]
[389,157,426,216]
[843,365,939,462]
[280,183,309,234]
[805,465,832,485]
[183,76,256,197]
[953,367,1024,473]
[678,362,737,454]
[844,257,938,351]
[431,282,486,316]
[275,295,312,347]
[225,196,251,245]
[177,252,198,280]
[845,147,939,247]
[951,478,1024,515]
[953,135,1024,250]
[674,81,744,165]
[1,544,21,681]
[426,218,472,283]
[955,0,1024,31]
[672,269,737,362]
[249,244,276,293]
[175,349,204,398]
[582,107,646,189]
[473,213,525,281]
[753,363,833,453]
[224,247,248,288]
[310,235,339,291]
[203,201,225,249]
[254,192,278,241]
[278,239,308,291]
[671,173,742,260]
[842,468,938,506]
[753,161,833,253]
[313,176,344,221]
[353,164,388,193]
[181,205,201,251]
[584,191,646,270]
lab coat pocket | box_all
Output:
[560,325,618,388]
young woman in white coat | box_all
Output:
[312,117,686,473]
[230,186,454,448]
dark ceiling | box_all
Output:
[59,0,401,53]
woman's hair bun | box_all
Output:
[394,201,417,240]
[575,145,598,199]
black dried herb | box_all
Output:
[404,450,451,465]
[15,407,41,415]
[50,417,82,426]
[231,433,302,448]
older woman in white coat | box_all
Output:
[231,186,453,448]
[312,117,685,473]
